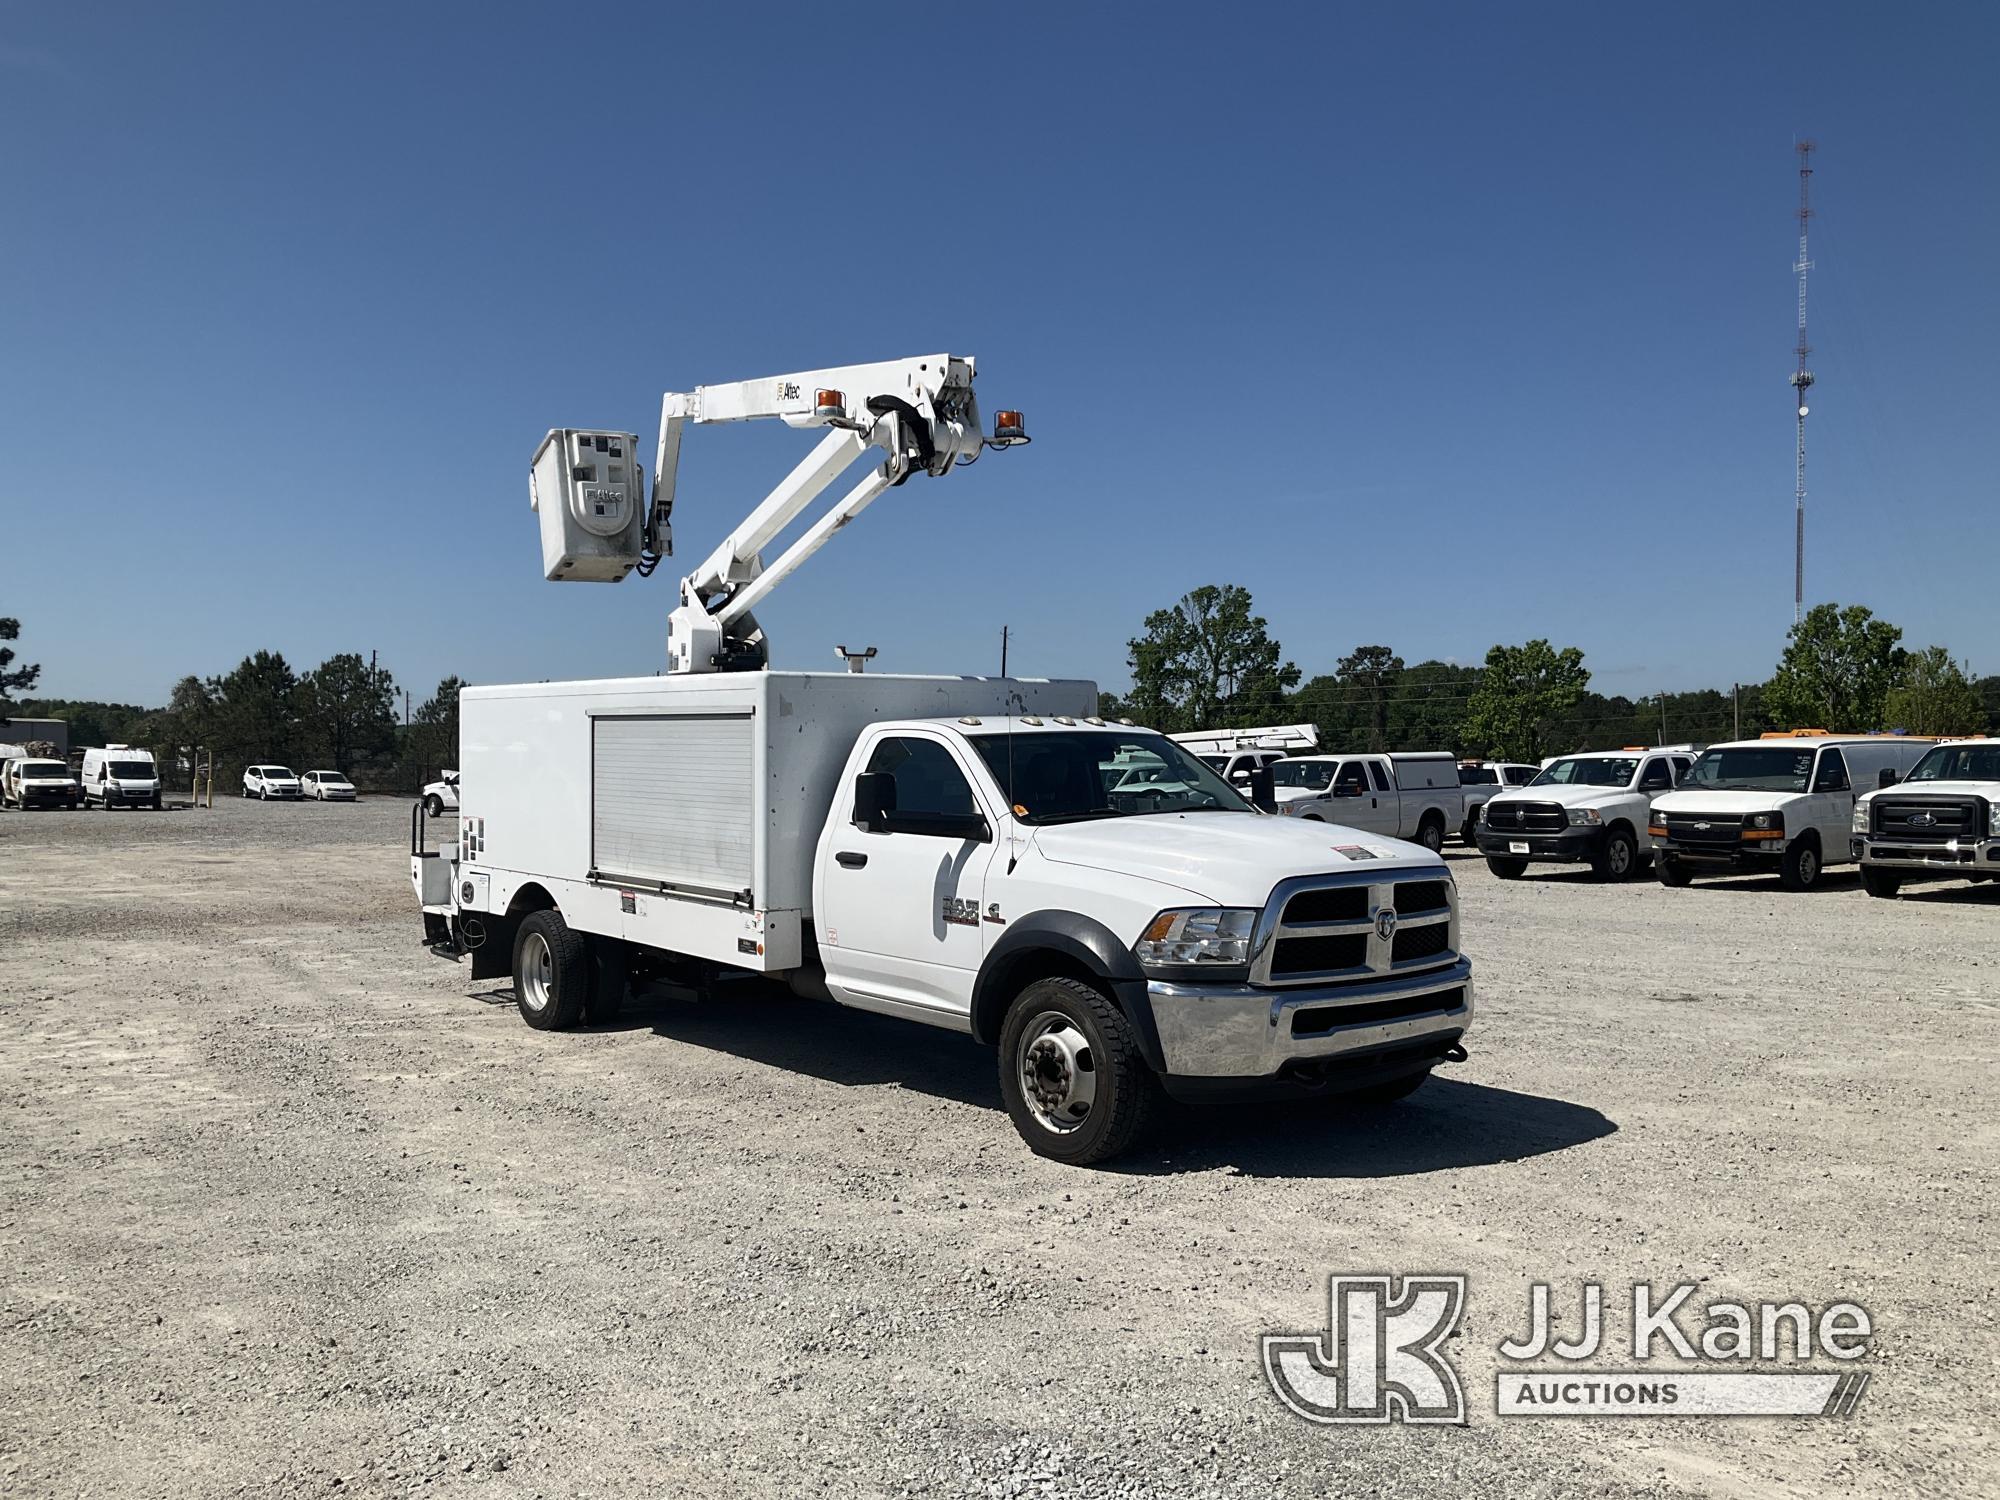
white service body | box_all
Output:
[1272,752,1465,851]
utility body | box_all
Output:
[1169,725,1318,795]
[412,354,1473,1163]
[1478,747,1696,881]
[1848,737,2000,898]
[1271,752,1463,854]
[1649,732,1936,891]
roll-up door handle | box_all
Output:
[836,851,868,869]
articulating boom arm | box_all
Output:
[650,354,1028,674]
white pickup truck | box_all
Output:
[1477,748,1694,881]
[1269,752,1464,854]
[414,673,1473,1165]
[1849,737,2000,898]
[1453,760,1538,845]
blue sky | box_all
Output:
[2,3,1995,709]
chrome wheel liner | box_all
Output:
[519,930,555,1013]
[1016,1009,1098,1134]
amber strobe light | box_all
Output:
[993,409,1028,444]
[814,389,847,419]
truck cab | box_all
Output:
[1650,733,1937,891]
[1478,748,1692,880]
[1271,752,1463,853]
[1850,737,2000,898]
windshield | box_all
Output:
[1458,766,1498,785]
[1905,744,2000,783]
[1681,747,1816,793]
[1269,760,1335,790]
[1531,757,1638,788]
[970,731,1252,823]
[260,766,297,779]
[1197,755,1226,773]
[19,761,69,780]
[111,761,153,779]
[319,774,352,785]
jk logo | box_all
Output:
[1263,1275,1466,1425]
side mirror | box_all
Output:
[1878,768,1899,789]
[852,771,895,833]
[1248,764,1276,814]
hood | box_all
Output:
[1031,812,1437,907]
[1861,780,1998,804]
[1486,782,1635,811]
[1653,788,1806,816]
[1270,784,1325,805]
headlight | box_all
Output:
[1988,800,2000,835]
[1852,804,1870,835]
[1134,908,1257,974]
[1747,813,1779,830]
[1566,807,1602,826]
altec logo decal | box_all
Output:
[1265,1277,1874,1424]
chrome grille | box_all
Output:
[1482,800,1566,834]
[1874,797,1980,843]
[1255,870,1459,986]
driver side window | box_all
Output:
[1333,762,1367,796]
[1812,749,1850,793]
[1638,758,1671,791]
[864,737,978,824]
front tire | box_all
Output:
[1591,827,1638,881]
[1656,854,1693,887]
[1779,838,1823,892]
[1485,855,1527,880]
[1860,865,1901,899]
[997,976,1157,1166]
[424,794,443,819]
[513,909,590,1030]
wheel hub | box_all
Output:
[1018,1015,1096,1133]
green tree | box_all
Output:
[404,675,465,785]
[1979,675,2000,736]
[299,653,398,773]
[1764,603,1906,731]
[1883,647,1985,736]
[1125,585,1297,733]
[1384,660,1480,752]
[1335,645,1404,752]
[1460,639,1590,762]
[0,616,40,707]
[212,651,301,778]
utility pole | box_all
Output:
[1000,625,1010,678]
[1733,682,1741,741]
[1790,141,1817,625]
[1659,693,1668,746]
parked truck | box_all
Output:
[1270,752,1464,853]
[3,756,81,810]
[412,355,1474,1165]
[1477,747,1696,881]
[1169,724,1318,795]
[1849,736,2000,898]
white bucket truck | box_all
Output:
[1649,731,1936,891]
[1850,737,2000,897]
[412,355,1473,1164]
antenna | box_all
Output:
[1789,141,1817,625]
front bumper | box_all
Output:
[1145,957,1472,1089]
[1476,825,1604,862]
[1653,837,1781,870]
[103,787,158,806]
[1854,835,2000,873]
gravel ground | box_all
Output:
[2,797,1995,1499]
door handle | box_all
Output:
[835,851,868,869]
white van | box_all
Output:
[81,745,161,810]
[1650,733,1936,891]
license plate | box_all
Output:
[1509,841,1529,855]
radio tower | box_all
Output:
[1790,142,1816,624]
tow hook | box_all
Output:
[1441,1042,1469,1065]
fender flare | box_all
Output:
[971,911,1165,1071]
